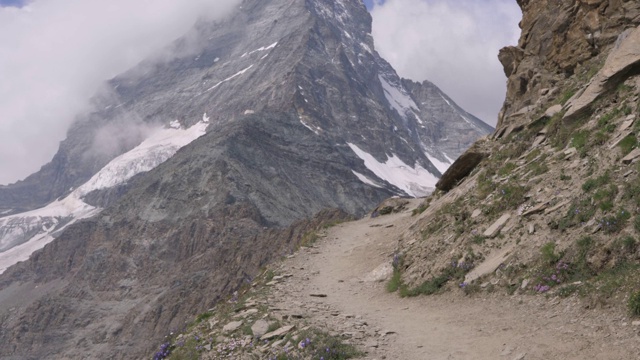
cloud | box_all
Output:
[370,0,521,125]
[0,0,241,185]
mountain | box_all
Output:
[0,0,491,358]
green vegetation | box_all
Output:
[599,208,631,234]
[558,88,577,105]
[498,162,517,177]
[618,135,638,156]
[195,311,213,324]
[540,242,562,266]
[412,200,430,216]
[289,329,364,360]
[571,130,589,157]
[629,290,640,317]
[582,172,611,192]
[387,269,402,293]
[398,259,475,297]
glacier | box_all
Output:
[0,119,209,274]
[348,143,437,198]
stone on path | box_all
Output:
[484,213,511,238]
[363,262,393,282]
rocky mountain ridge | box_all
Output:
[0,0,490,359]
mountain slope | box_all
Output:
[0,0,491,358]
[387,0,640,325]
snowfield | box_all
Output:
[348,143,437,198]
[0,118,209,274]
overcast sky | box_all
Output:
[369,0,521,125]
[0,0,521,185]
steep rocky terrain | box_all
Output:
[146,198,639,359]
[387,0,640,326]
[0,0,491,359]
[152,2,640,358]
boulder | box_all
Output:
[436,140,490,192]
[564,26,640,123]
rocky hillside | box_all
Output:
[391,0,640,314]
[0,0,491,359]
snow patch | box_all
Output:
[352,171,382,188]
[379,75,419,119]
[348,143,437,197]
[425,153,452,174]
[206,65,253,92]
[241,42,278,58]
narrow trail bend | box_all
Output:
[267,200,640,360]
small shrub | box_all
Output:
[412,202,429,216]
[558,88,577,105]
[618,135,638,156]
[472,234,486,244]
[628,290,640,316]
[387,253,404,292]
[615,235,637,254]
[195,312,213,324]
[571,130,589,156]
[498,162,517,177]
[558,284,579,298]
[541,242,561,265]
[559,198,596,230]
[599,208,631,234]
[582,172,610,192]
[387,270,402,293]
[402,260,474,297]
[294,329,363,359]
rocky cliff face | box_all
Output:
[497,0,640,131]
[393,0,640,319]
[0,0,490,358]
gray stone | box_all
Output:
[532,135,546,147]
[521,279,530,289]
[363,262,393,282]
[251,320,270,338]
[223,321,243,333]
[261,325,295,341]
[436,140,491,192]
[234,308,259,319]
[513,353,527,360]
[365,339,379,348]
[545,104,563,118]
[522,203,548,217]
[546,200,570,214]
[622,148,640,164]
[471,209,482,219]
[528,224,535,235]
[565,26,640,122]
[483,213,511,238]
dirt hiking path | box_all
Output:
[267,200,640,360]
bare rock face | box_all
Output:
[436,139,491,192]
[496,0,640,131]
[564,25,640,122]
